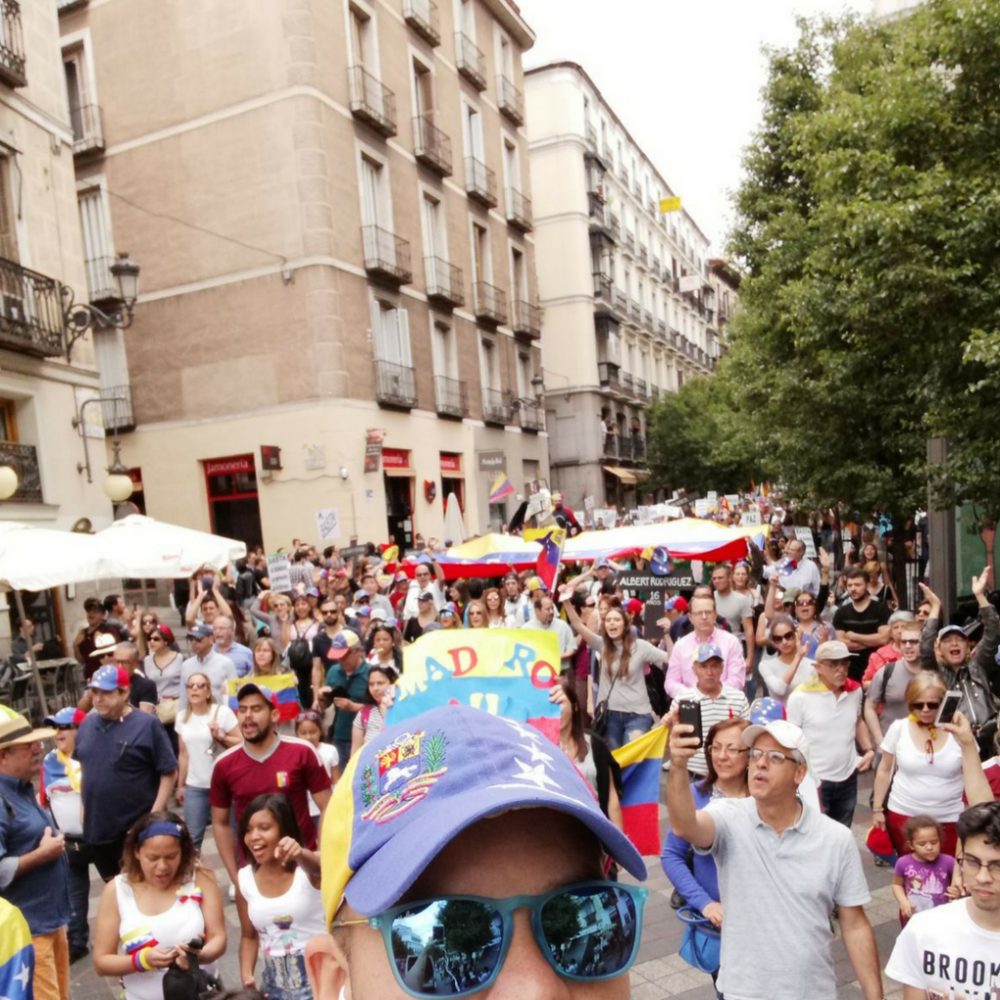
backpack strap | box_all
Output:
[878,658,897,706]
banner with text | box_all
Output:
[394,628,562,742]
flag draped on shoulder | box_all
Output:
[612,725,669,856]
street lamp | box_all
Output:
[73,395,133,503]
[62,253,141,362]
[0,465,18,500]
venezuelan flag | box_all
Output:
[612,726,668,856]
[0,900,32,1000]
[488,473,515,504]
[227,672,302,722]
[534,528,565,591]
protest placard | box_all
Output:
[315,508,341,542]
[266,554,292,592]
[794,526,817,558]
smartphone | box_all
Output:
[201,574,215,591]
[677,699,704,747]
[935,690,962,727]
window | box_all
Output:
[0,156,17,262]
[457,0,475,37]
[421,192,447,259]
[412,58,434,117]
[371,299,412,366]
[502,138,520,190]
[480,335,500,391]
[462,102,484,160]
[0,398,17,442]
[360,154,390,228]
[509,246,526,302]
[78,186,116,301]
[498,33,513,78]
[63,47,89,139]
[349,3,378,71]
[432,321,458,378]
[516,351,532,399]
[471,222,490,284]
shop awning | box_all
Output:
[602,465,639,486]
[383,466,414,477]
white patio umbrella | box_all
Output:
[92,514,246,579]
[0,521,106,716]
[442,492,467,545]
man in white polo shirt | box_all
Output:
[667,717,883,1000]
[786,639,876,827]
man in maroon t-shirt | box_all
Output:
[209,682,331,889]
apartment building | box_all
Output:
[525,62,715,510]
[0,0,119,645]
[58,0,545,550]
[708,258,740,357]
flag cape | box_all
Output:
[488,473,516,504]
[612,725,668,856]
[227,672,301,722]
[534,528,565,591]
[0,900,32,1000]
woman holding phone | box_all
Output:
[870,672,967,856]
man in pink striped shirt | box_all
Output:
[666,593,746,699]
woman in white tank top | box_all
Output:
[92,812,226,1000]
[236,792,324,999]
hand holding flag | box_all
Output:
[535,527,566,592]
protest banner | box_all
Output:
[226,672,301,721]
[266,554,292,592]
[794,526,817,558]
[394,628,562,742]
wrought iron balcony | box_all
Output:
[465,157,497,207]
[473,281,507,326]
[497,75,524,125]
[434,374,467,418]
[403,0,440,45]
[585,120,598,150]
[629,300,642,323]
[0,0,25,88]
[633,435,646,460]
[588,193,613,241]
[455,32,486,90]
[374,359,417,408]
[413,114,452,176]
[0,256,64,358]
[70,103,104,157]
[0,441,41,503]
[506,187,532,231]
[518,400,544,432]
[593,273,615,317]
[348,65,397,138]
[619,435,634,460]
[512,300,541,340]
[638,246,648,267]
[361,225,412,285]
[425,256,464,308]
[613,288,629,314]
[481,387,510,425]
[643,308,653,329]
[623,231,635,254]
[656,318,667,337]
[602,433,618,459]
[100,384,135,432]
[620,372,635,396]
[636,377,648,400]
[598,361,620,392]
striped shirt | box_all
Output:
[675,685,750,775]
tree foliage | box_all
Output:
[649,0,1000,520]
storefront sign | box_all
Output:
[205,455,254,477]
[478,450,505,472]
[382,448,411,470]
[364,429,384,474]
[440,453,462,474]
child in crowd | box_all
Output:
[293,710,339,819]
[891,814,960,925]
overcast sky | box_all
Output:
[520,0,869,253]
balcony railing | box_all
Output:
[638,246,648,267]
[0,441,41,503]
[434,374,467,418]
[100,384,135,432]
[403,0,441,45]
[482,387,510,425]
[84,256,122,304]
[632,435,646,460]
[619,435,634,461]
[0,1,25,88]
[588,193,614,240]
[643,308,653,329]
[70,103,104,157]
[518,400,544,432]
[602,433,618,459]
[620,372,634,396]
[623,231,635,254]
[497,75,524,125]
[465,157,497,207]
[348,65,397,137]
[455,32,486,90]
[473,281,507,325]
[425,256,464,307]
[598,361,620,392]
[636,377,648,400]
[593,273,614,314]
[374,359,417,408]
[0,256,64,358]
[361,225,412,285]
[512,300,541,339]
[629,300,641,323]
[584,120,598,149]
[505,187,532,231]
[612,288,629,313]
[656,318,667,337]
[412,113,452,176]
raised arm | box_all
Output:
[558,589,601,648]
[666,724,716,850]
[917,582,942,669]
[971,569,999,670]
[943,711,995,806]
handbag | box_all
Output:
[591,672,619,738]
[161,944,222,1000]
[156,697,178,726]
[676,906,721,974]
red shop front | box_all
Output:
[203,453,263,550]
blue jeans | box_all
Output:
[184,785,212,851]
[333,738,352,770]
[819,770,858,828]
[603,710,653,750]
[66,840,91,953]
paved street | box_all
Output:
[69,770,905,999]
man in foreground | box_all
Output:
[667,716,883,999]
[305,704,649,999]
[885,800,1000,999]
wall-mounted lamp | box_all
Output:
[73,395,133,503]
[0,465,18,500]
[63,253,141,362]
[339,466,349,480]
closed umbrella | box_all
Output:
[442,492,467,545]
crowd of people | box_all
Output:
[0,521,998,1000]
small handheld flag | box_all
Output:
[488,473,516,505]
[612,725,669,855]
[535,528,566,591]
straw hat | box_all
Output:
[0,705,56,749]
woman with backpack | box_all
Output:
[350,666,395,753]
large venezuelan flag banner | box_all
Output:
[0,899,33,1000]
[612,725,669,856]
[227,672,301,722]
[395,629,561,742]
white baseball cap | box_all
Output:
[742,720,809,762]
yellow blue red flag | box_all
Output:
[612,725,669,855]
[227,672,301,722]
[0,899,33,1000]
[488,473,516,504]
[534,527,565,591]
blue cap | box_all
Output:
[187,624,213,640]
[90,664,130,691]
[45,706,85,726]
[440,602,459,618]
[749,697,785,725]
[694,642,724,664]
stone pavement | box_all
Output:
[69,771,905,999]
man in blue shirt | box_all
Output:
[74,665,177,880]
[0,705,71,1000]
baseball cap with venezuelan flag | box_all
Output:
[319,704,646,924]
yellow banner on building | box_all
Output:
[658,196,682,214]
